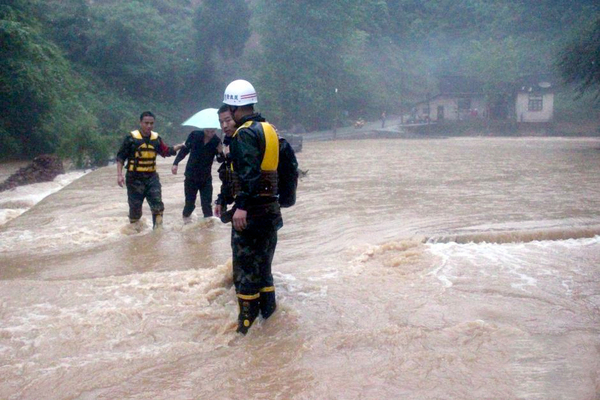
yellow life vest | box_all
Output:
[230,121,279,197]
[128,130,160,172]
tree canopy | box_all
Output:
[1,0,598,164]
[559,17,600,101]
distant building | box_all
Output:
[515,74,554,123]
[413,76,488,122]
[412,75,554,124]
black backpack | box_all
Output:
[278,138,298,207]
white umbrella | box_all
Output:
[181,108,220,129]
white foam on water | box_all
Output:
[176,216,220,232]
[0,213,229,256]
[427,235,600,291]
[0,217,131,253]
[428,249,453,288]
[0,170,89,226]
[0,208,27,225]
[427,219,600,245]
[348,237,432,279]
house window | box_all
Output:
[458,97,471,110]
[423,105,430,115]
[528,94,543,111]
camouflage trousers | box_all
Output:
[231,204,282,296]
[126,172,164,222]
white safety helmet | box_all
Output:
[223,79,258,106]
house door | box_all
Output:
[437,106,444,121]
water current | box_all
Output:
[1,137,599,399]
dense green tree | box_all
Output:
[0,2,71,157]
[83,3,170,97]
[40,0,92,61]
[251,0,362,130]
[1,1,126,163]
[1,0,599,164]
[558,17,600,101]
[195,0,250,60]
[41,0,198,107]
[191,0,251,106]
[39,0,202,137]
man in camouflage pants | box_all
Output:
[116,111,183,229]
[125,174,163,224]
[222,80,283,334]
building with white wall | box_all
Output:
[515,76,554,123]
[413,75,554,124]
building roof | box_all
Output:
[438,75,485,95]
[413,74,555,107]
[515,73,555,94]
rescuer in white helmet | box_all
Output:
[221,79,283,334]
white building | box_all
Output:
[413,76,489,122]
[415,94,488,122]
[413,75,554,124]
[515,76,554,123]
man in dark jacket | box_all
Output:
[171,128,221,221]
[116,111,183,229]
[214,104,238,218]
[223,79,283,334]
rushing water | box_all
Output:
[1,137,599,399]
[0,169,88,227]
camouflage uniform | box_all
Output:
[116,130,177,227]
[125,172,163,222]
[231,201,282,295]
[228,113,283,333]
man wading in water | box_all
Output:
[221,80,283,334]
[116,111,183,229]
[171,124,221,222]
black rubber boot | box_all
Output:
[152,213,163,229]
[237,297,260,335]
[260,289,277,319]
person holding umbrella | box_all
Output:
[172,108,222,222]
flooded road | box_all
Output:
[1,137,599,399]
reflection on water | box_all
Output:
[1,138,600,399]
